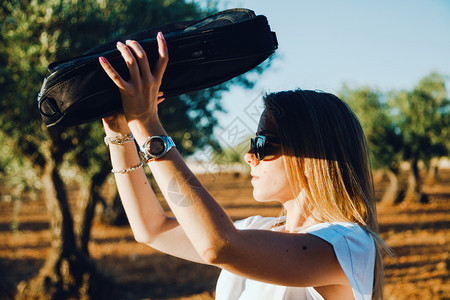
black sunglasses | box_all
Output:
[249,135,282,161]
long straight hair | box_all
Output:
[264,90,391,300]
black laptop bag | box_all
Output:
[37,8,278,127]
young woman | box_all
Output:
[99,32,388,299]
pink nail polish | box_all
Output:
[158,32,165,40]
[100,57,107,63]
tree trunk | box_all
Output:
[76,159,111,255]
[99,191,129,226]
[381,167,407,205]
[425,157,440,183]
[404,158,428,203]
[16,158,106,299]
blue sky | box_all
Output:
[207,0,450,141]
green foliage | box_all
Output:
[0,0,270,191]
[339,85,403,170]
[0,131,41,199]
[340,72,449,172]
[389,72,449,165]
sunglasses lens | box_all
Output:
[249,135,281,161]
[255,136,265,160]
[249,138,255,154]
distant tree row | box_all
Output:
[340,72,449,204]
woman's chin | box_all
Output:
[252,190,277,203]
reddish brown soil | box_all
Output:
[0,170,449,299]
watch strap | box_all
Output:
[139,136,176,163]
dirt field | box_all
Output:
[0,169,449,299]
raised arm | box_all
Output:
[99,33,350,290]
[102,110,206,264]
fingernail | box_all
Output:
[99,57,107,64]
[158,32,165,40]
[116,41,124,47]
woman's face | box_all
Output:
[244,110,294,203]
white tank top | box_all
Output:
[215,216,375,300]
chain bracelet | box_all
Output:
[111,162,144,174]
[104,133,134,146]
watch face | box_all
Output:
[146,138,165,156]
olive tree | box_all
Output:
[340,86,404,204]
[389,72,449,203]
[0,0,271,298]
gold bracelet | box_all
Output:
[104,133,134,146]
[111,162,143,174]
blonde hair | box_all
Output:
[264,90,391,300]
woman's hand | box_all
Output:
[102,113,130,137]
[99,32,169,125]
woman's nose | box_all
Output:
[244,152,259,166]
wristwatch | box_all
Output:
[139,136,176,163]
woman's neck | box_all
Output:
[283,191,317,232]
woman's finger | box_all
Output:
[116,41,140,84]
[154,32,169,82]
[157,91,165,104]
[126,40,151,81]
[99,56,128,90]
